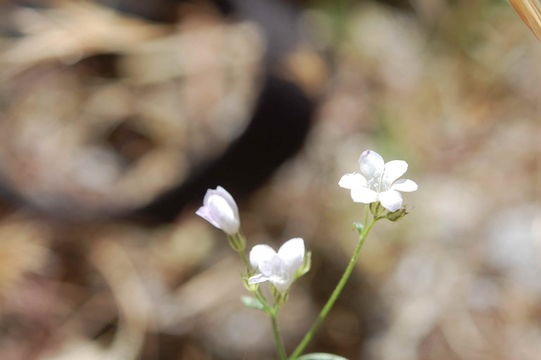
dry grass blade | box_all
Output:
[509,0,541,41]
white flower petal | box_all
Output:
[249,244,276,270]
[338,173,367,190]
[248,273,269,285]
[270,276,292,292]
[203,188,217,205]
[383,160,408,186]
[391,179,418,192]
[350,186,378,203]
[195,206,220,228]
[277,238,304,275]
[215,186,239,215]
[259,255,286,278]
[378,190,403,212]
[207,194,239,234]
[359,150,384,179]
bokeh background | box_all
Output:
[0,0,540,359]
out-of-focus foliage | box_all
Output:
[0,0,540,359]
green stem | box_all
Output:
[237,249,251,274]
[251,286,287,359]
[248,282,287,359]
[289,213,378,359]
[271,311,288,360]
[363,203,369,227]
[253,288,270,310]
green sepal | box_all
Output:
[271,286,289,306]
[297,353,349,360]
[227,233,246,252]
[297,251,311,278]
[242,276,259,292]
[240,296,265,310]
[386,208,408,222]
[369,202,383,217]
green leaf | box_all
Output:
[297,353,349,360]
[352,222,364,235]
[240,296,264,310]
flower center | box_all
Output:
[366,170,389,193]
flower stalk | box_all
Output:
[228,233,251,272]
[289,207,378,360]
[271,311,288,360]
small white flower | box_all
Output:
[339,150,418,212]
[248,238,305,292]
[196,186,240,235]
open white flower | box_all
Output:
[248,238,305,292]
[339,150,418,212]
[196,186,240,235]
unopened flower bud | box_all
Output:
[196,186,240,235]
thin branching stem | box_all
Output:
[271,310,288,360]
[289,207,377,359]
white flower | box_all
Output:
[339,150,418,212]
[248,238,305,292]
[196,186,240,235]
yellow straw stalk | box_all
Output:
[509,0,541,41]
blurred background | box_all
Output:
[0,0,540,359]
